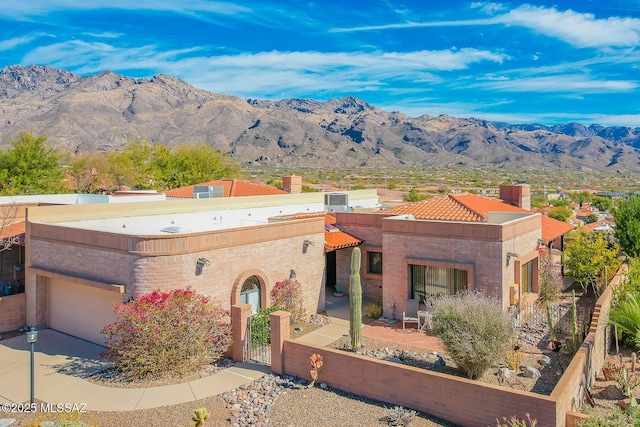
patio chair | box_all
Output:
[402,298,419,329]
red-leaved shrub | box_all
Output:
[101,287,231,379]
[270,278,306,322]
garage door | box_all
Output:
[48,278,119,345]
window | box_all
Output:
[368,251,383,275]
[521,260,533,294]
[411,264,468,301]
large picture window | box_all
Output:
[368,251,383,275]
[411,264,468,301]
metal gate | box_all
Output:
[245,313,271,365]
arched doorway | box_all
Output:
[240,275,261,315]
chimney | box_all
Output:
[282,175,302,194]
[499,184,531,210]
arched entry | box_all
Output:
[240,275,261,315]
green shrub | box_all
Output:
[537,249,562,304]
[250,306,280,348]
[101,288,231,379]
[578,406,640,426]
[270,278,306,323]
[431,292,513,379]
[364,297,383,319]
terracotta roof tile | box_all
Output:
[0,221,25,245]
[386,194,575,241]
[164,179,287,198]
[541,216,576,241]
[384,197,484,222]
[325,229,362,251]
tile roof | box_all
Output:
[541,216,576,241]
[0,221,25,245]
[384,196,484,222]
[164,179,288,198]
[266,212,360,251]
[385,194,575,241]
[325,228,362,251]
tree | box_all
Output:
[537,248,562,303]
[0,131,66,195]
[564,232,621,295]
[547,206,573,222]
[592,196,613,212]
[63,152,114,193]
[614,195,640,258]
[586,214,599,224]
[404,188,426,202]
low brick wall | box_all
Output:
[280,340,556,426]
[0,292,26,332]
[553,266,623,425]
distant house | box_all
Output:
[164,179,289,199]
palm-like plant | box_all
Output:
[609,292,640,349]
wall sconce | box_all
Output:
[302,239,314,254]
[290,269,296,279]
[195,257,211,275]
[506,252,519,266]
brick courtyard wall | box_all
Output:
[279,340,557,427]
[552,265,623,426]
[231,303,251,362]
[0,293,26,332]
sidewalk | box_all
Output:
[0,330,269,411]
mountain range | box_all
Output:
[1,65,640,172]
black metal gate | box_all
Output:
[245,313,271,365]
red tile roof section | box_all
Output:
[384,197,484,222]
[0,221,25,244]
[325,229,362,251]
[164,179,288,198]
[386,194,575,241]
[541,216,576,241]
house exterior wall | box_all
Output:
[0,293,26,332]
[26,210,325,329]
[334,212,542,315]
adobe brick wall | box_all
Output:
[27,219,326,323]
[552,265,622,425]
[0,292,26,332]
[280,340,557,427]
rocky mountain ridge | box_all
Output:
[2,65,640,171]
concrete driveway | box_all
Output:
[0,329,109,406]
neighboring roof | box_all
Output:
[385,194,575,241]
[541,216,576,241]
[584,220,616,232]
[0,221,25,245]
[164,179,288,198]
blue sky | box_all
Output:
[2,1,640,127]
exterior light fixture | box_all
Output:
[506,252,520,266]
[27,327,38,404]
[302,239,314,254]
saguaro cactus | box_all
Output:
[350,247,362,349]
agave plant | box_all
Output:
[609,292,640,350]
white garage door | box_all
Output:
[48,278,119,345]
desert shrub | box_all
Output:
[431,292,514,379]
[28,412,96,427]
[496,414,537,427]
[364,297,383,319]
[101,288,231,379]
[270,278,306,323]
[578,405,640,427]
[537,249,562,304]
[381,406,417,427]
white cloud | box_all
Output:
[473,75,637,93]
[500,5,640,48]
[0,35,37,51]
[20,40,506,98]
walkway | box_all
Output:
[0,295,442,413]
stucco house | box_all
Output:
[332,184,575,317]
